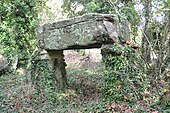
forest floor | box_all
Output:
[0,50,169,112]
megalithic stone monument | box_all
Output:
[35,13,130,89]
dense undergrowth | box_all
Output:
[0,48,169,112]
[102,44,170,112]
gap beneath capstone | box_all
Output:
[64,49,102,70]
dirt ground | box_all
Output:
[64,49,102,69]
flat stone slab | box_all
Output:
[36,13,130,50]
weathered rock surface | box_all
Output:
[0,54,9,75]
[36,13,130,50]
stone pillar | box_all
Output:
[101,44,123,68]
[47,50,67,90]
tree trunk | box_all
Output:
[142,0,151,62]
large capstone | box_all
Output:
[36,13,130,51]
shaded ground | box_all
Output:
[0,50,105,112]
[0,50,169,112]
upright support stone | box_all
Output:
[47,50,67,90]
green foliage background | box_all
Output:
[0,0,44,62]
[0,1,57,111]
